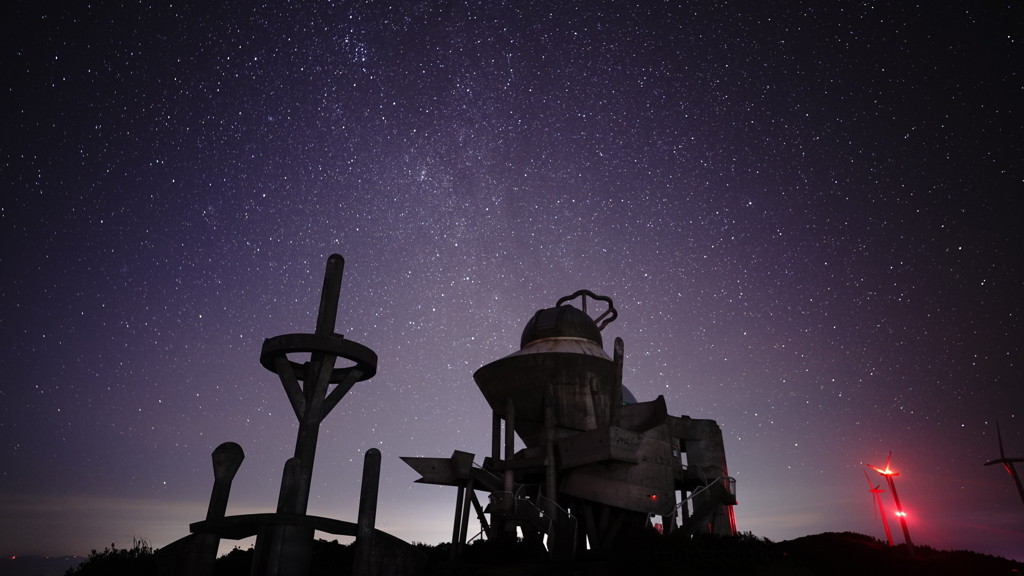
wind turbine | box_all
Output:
[864,469,894,546]
[984,420,1024,507]
[868,451,915,558]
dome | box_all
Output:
[520,304,603,348]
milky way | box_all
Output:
[2,0,1021,561]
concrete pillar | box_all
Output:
[491,411,501,465]
[276,458,303,514]
[353,448,381,576]
[543,384,556,507]
[611,338,624,426]
[208,442,244,520]
[503,398,517,540]
[457,477,475,555]
[251,458,313,576]
[284,350,336,516]
[281,254,345,517]
[183,442,245,576]
[504,398,515,494]
[450,483,465,560]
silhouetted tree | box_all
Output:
[65,538,156,576]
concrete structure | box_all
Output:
[155,442,245,576]
[158,255,425,576]
[403,290,737,559]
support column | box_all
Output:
[489,410,506,542]
[492,411,501,465]
[504,398,515,494]
[450,483,465,561]
[251,458,313,576]
[353,448,381,576]
[611,337,624,426]
[208,443,245,520]
[543,384,556,507]
[281,254,345,517]
[186,442,245,576]
[287,351,334,514]
[504,398,517,540]
[457,477,475,555]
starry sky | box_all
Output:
[2,0,1022,563]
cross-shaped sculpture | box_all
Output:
[259,254,377,515]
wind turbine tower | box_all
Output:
[864,469,894,546]
[868,452,915,558]
[984,420,1024,507]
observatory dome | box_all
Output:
[520,304,603,349]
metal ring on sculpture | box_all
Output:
[260,333,378,382]
[555,289,618,330]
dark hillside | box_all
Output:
[50,532,1023,576]
[775,532,1023,576]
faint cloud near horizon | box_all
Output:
[0,493,206,557]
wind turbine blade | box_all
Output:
[886,451,893,472]
[863,469,880,518]
[997,420,1007,459]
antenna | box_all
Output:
[983,420,1024,507]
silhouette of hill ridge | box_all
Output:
[28,531,1023,576]
[775,531,1022,576]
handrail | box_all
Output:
[670,474,737,525]
[537,494,574,519]
[467,527,486,543]
[681,463,710,487]
[675,477,735,508]
[473,460,504,483]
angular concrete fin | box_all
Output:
[619,395,668,432]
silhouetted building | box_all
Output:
[404,290,737,559]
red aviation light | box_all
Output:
[867,452,899,476]
[869,464,896,475]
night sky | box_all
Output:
[3,0,1022,563]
